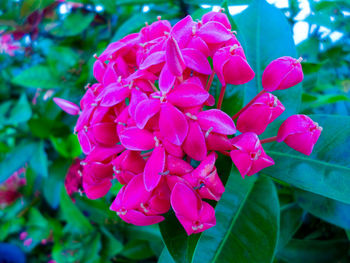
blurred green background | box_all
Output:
[0,0,349,262]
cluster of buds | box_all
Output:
[0,168,26,209]
[54,10,322,235]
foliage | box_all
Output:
[0,0,349,262]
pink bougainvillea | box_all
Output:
[54,10,322,235]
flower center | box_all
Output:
[117,208,127,216]
[192,220,204,231]
[250,150,261,161]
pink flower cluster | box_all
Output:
[55,11,322,235]
[0,168,26,208]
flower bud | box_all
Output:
[213,45,255,86]
[262,56,303,92]
[276,114,322,155]
[237,93,285,135]
[53,97,80,115]
[230,132,274,177]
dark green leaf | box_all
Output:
[295,189,350,230]
[29,140,48,177]
[51,12,95,37]
[264,115,350,204]
[192,168,256,263]
[277,239,349,263]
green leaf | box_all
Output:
[29,140,48,177]
[158,247,175,263]
[295,189,350,230]
[233,0,301,116]
[43,159,70,209]
[51,11,95,37]
[51,134,82,159]
[7,93,32,125]
[0,141,37,183]
[194,176,279,263]
[100,227,123,260]
[278,203,303,250]
[121,239,155,260]
[59,188,93,234]
[277,239,349,263]
[192,168,256,263]
[264,115,350,204]
[12,65,60,89]
[159,210,200,263]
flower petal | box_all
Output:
[144,146,166,191]
[197,109,236,135]
[119,127,155,151]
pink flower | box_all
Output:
[110,174,170,226]
[64,158,83,196]
[19,231,28,240]
[23,238,33,247]
[171,182,216,235]
[262,56,303,91]
[237,93,285,135]
[0,168,26,208]
[230,133,274,177]
[276,114,322,155]
[213,45,255,86]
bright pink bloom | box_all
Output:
[110,174,170,226]
[262,56,303,91]
[53,97,80,115]
[183,152,225,201]
[202,10,231,30]
[197,109,236,135]
[171,183,216,235]
[237,93,285,135]
[112,150,145,185]
[19,232,28,240]
[230,133,274,178]
[64,158,83,196]
[213,45,255,86]
[276,114,322,155]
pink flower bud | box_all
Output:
[230,132,274,177]
[53,97,80,115]
[166,36,186,76]
[276,114,322,155]
[213,45,255,86]
[237,93,285,135]
[202,10,231,30]
[262,56,303,92]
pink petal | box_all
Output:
[121,209,164,226]
[183,121,207,161]
[182,48,212,75]
[197,21,232,44]
[53,97,80,115]
[197,109,236,135]
[159,103,188,146]
[167,155,193,175]
[167,82,209,108]
[97,83,129,107]
[159,64,176,94]
[119,127,155,151]
[129,89,148,119]
[171,15,195,48]
[139,51,165,70]
[144,146,166,191]
[103,63,119,87]
[83,178,112,199]
[123,174,152,209]
[92,122,118,145]
[170,182,201,220]
[93,60,106,83]
[166,36,186,76]
[134,99,161,129]
[163,139,184,158]
[77,130,93,154]
[229,150,252,178]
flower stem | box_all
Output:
[260,136,277,144]
[206,71,215,92]
[232,90,265,120]
[217,85,226,109]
